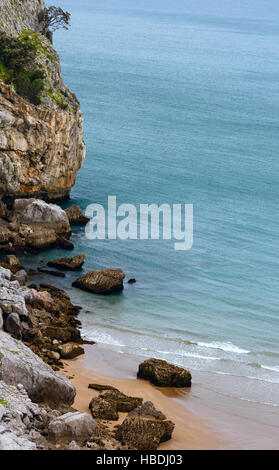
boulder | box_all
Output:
[89,389,142,421]
[89,396,118,421]
[47,254,85,271]
[1,255,22,274]
[65,205,89,226]
[0,308,3,330]
[56,236,74,250]
[115,401,175,450]
[72,269,125,295]
[5,312,22,339]
[88,383,118,392]
[19,200,70,234]
[0,330,76,407]
[137,358,192,388]
[13,269,28,286]
[58,343,84,360]
[48,412,96,444]
[99,389,143,413]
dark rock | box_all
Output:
[58,343,84,360]
[89,396,119,421]
[47,253,85,271]
[89,389,143,421]
[128,278,136,284]
[137,358,192,388]
[13,269,28,286]
[5,312,22,339]
[115,401,175,450]
[56,236,74,250]
[73,268,125,295]
[99,390,143,413]
[65,205,89,226]
[38,267,66,278]
[88,384,118,392]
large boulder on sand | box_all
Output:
[89,389,143,421]
[137,358,192,387]
[48,412,96,444]
[47,253,85,271]
[0,331,76,407]
[115,401,175,450]
[72,268,125,295]
[65,205,89,226]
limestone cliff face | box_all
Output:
[0,0,86,201]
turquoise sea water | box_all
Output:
[34,0,279,414]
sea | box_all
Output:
[23,0,279,441]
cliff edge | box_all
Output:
[0,0,86,201]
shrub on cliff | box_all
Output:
[38,6,71,42]
[0,31,45,105]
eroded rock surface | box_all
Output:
[137,358,192,387]
[115,401,175,450]
[73,269,126,295]
[0,330,76,407]
[0,0,86,202]
[48,253,85,271]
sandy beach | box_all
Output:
[60,343,279,451]
[61,347,224,450]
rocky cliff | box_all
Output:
[0,0,86,201]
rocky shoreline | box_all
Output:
[0,198,192,450]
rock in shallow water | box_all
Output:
[47,253,85,271]
[137,358,192,387]
[72,268,125,295]
[65,205,89,226]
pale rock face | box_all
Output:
[0,83,86,201]
[48,412,97,444]
[0,330,76,407]
[0,0,86,202]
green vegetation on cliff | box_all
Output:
[0,30,45,104]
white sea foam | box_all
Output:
[261,365,279,373]
[197,341,250,354]
[82,328,124,347]
[157,350,220,361]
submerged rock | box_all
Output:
[115,401,175,450]
[137,358,192,388]
[72,269,125,295]
[47,253,85,271]
[65,205,89,226]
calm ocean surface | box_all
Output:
[34,0,279,414]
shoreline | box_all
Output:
[61,347,223,450]
[61,343,279,450]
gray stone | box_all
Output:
[0,308,3,330]
[5,312,22,339]
[48,412,96,444]
[0,331,76,407]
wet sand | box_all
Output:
[61,348,224,450]
[61,343,279,450]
